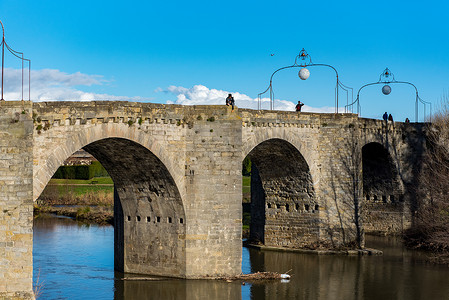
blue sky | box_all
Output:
[1,0,448,121]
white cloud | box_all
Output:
[0,68,344,113]
[0,68,149,102]
[158,84,340,113]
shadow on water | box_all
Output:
[34,216,449,300]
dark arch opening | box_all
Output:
[362,142,402,202]
[83,138,186,277]
[244,138,317,248]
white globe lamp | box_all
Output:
[382,85,391,95]
[298,68,310,80]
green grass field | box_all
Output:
[48,177,113,185]
[50,184,114,196]
[45,176,250,199]
[242,176,250,194]
[41,177,114,202]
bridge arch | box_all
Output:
[244,138,320,248]
[33,123,187,277]
[362,141,407,234]
[242,130,317,172]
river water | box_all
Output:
[33,215,449,300]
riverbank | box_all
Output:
[34,205,113,225]
[245,242,382,255]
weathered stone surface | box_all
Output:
[0,101,34,299]
[0,101,426,298]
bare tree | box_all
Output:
[405,97,449,262]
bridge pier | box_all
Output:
[182,111,242,278]
[0,102,34,299]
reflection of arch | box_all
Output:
[362,142,404,202]
[33,123,184,202]
[245,138,319,248]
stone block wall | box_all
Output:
[363,200,406,234]
[315,113,363,247]
[0,102,34,299]
[183,106,242,277]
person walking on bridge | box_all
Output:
[388,113,394,123]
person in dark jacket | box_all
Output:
[295,101,304,112]
[226,94,235,111]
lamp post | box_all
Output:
[346,68,431,122]
[257,48,352,112]
[0,20,31,102]
[1,20,5,101]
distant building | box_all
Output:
[62,149,97,166]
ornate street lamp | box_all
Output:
[0,20,31,101]
[345,68,431,122]
[257,48,352,112]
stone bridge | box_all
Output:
[0,101,426,298]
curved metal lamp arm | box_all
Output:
[1,20,4,101]
[257,49,350,112]
[0,20,4,40]
[345,82,380,114]
[349,79,430,122]
[0,20,31,101]
[258,63,342,112]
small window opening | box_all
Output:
[157,216,161,223]
[295,203,300,211]
[366,195,370,201]
[390,195,395,202]
[286,204,290,212]
[136,216,141,222]
[267,203,272,209]
[373,195,378,201]
[146,217,151,222]
[276,204,281,209]
[127,216,131,221]
[314,204,319,211]
[305,204,310,211]
[180,218,184,224]
[382,195,387,203]
[168,217,172,223]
